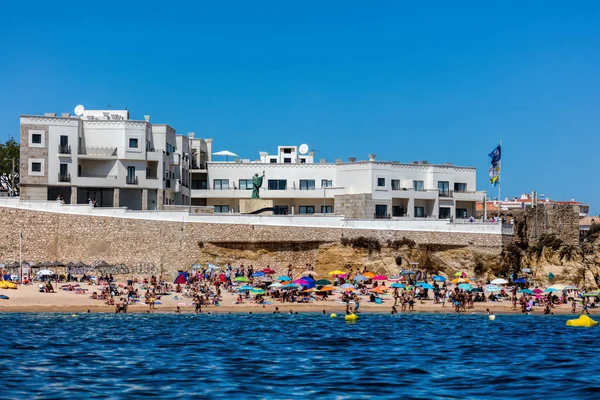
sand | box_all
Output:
[0,283,595,315]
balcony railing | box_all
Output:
[78,174,118,179]
[126,176,138,185]
[78,146,117,156]
[438,190,451,198]
[58,173,71,182]
[58,144,71,154]
[191,163,207,170]
[146,174,158,179]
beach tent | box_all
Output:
[174,271,189,284]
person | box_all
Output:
[571,299,577,314]
[88,198,93,205]
[176,306,181,314]
[92,198,98,207]
[582,299,590,315]
[354,295,360,313]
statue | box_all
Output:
[251,171,265,199]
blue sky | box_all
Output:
[1,1,599,211]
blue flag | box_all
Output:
[488,144,501,165]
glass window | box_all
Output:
[299,180,315,190]
[439,207,451,219]
[321,205,333,214]
[413,180,424,191]
[375,204,388,218]
[299,206,315,214]
[377,178,386,187]
[283,148,292,154]
[274,206,288,215]
[284,158,292,164]
[321,179,332,188]
[270,159,277,163]
[456,208,468,219]
[454,182,467,192]
[214,205,230,213]
[268,180,287,190]
[391,179,400,190]
[438,181,450,197]
[129,138,138,148]
[300,158,306,163]
[392,206,406,217]
[31,134,42,144]
[31,162,42,172]
[239,179,253,190]
[414,206,425,218]
[213,179,229,190]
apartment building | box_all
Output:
[19,107,208,210]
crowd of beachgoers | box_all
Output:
[2,263,599,315]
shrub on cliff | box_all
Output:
[528,233,563,260]
[341,236,381,254]
[587,223,600,239]
[387,237,417,250]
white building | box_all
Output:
[190,145,485,220]
[19,107,206,210]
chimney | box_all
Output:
[61,113,71,118]
[348,157,356,163]
[188,132,195,139]
[144,115,151,122]
[44,113,56,117]
[335,158,342,164]
[319,159,327,164]
[368,154,376,161]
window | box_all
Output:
[321,205,333,214]
[439,207,451,219]
[392,206,406,217]
[31,162,42,172]
[377,178,386,188]
[268,180,287,190]
[299,180,315,190]
[391,179,400,190]
[299,206,315,214]
[213,179,229,190]
[32,134,42,144]
[214,205,230,213]
[375,205,388,218]
[284,158,291,164]
[413,180,424,191]
[29,130,45,148]
[129,138,139,148]
[270,159,277,163]
[283,148,292,154]
[274,206,288,215]
[239,179,253,190]
[456,208,468,219]
[438,181,450,197]
[414,207,425,218]
[300,158,306,164]
[321,179,332,188]
[454,182,467,192]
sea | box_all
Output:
[1,312,599,399]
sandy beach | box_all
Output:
[1,283,595,315]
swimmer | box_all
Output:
[176,306,181,314]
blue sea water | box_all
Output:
[1,312,599,399]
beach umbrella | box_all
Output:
[328,270,345,276]
[49,261,65,267]
[418,283,434,289]
[191,263,202,270]
[532,288,543,294]
[491,278,508,285]
[372,275,387,281]
[343,287,356,292]
[370,286,388,293]
[387,275,401,282]
[7,262,19,269]
[400,270,415,276]
[454,272,464,276]
[433,275,446,282]
[471,288,483,293]
[544,288,558,293]
[235,276,250,282]
[251,289,266,295]
[319,286,336,292]
[237,285,254,291]
[354,275,369,281]
[390,283,405,289]
[261,267,276,274]
[451,278,469,284]
[37,269,54,276]
[315,279,332,285]
[362,272,376,279]
[294,279,309,285]
[208,264,219,270]
[485,285,501,292]
[251,271,265,277]
[549,284,566,290]
[74,261,89,268]
[458,283,473,291]
[282,283,300,290]
[564,285,579,291]
[513,278,527,284]
[212,150,238,161]
[519,289,534,294]
[341,283,355,289]
[302,288,316,293]
[268,282,283,288]
[277,276,292,281]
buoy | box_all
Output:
[566,315,598,327]
[344,313,359,321]
[72,314,78,317]
[330,313,337,318]
[489,315,496,321]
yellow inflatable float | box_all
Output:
[566,315,598,327]
[0,281,17,289]
[344,313,359,321]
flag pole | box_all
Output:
[497,140,502,218]
[19,231,23,285]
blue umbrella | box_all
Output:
[251,271,265,277]
[519,289,534,294]
[282,283,300,290]
[390,283,405,289]
[513,278,527,284]
[341,283,355,289]
[237,285,254,291]
[418,283,434,289]
[458,283,473,291]
[208,264,219,270]
[433,275,446,282]
[191,263,202,270]
[401,270,415,275]
[354,275,369,281]
[277,276,292,281]
[544,288,558,293]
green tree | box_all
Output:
[0,137,20,195]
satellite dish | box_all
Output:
[74,105,85,116]
[299,143,309,155]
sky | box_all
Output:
[1,1,599,211]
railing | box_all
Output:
[78,147,117,156]
[58,173,71,182]
[78,174,118,179]
[191,163,207,170]
[374,213,392,219]
[126,176,138,185]
[58,144,71,154]
[438,190,451,198]
[146,174,158,179]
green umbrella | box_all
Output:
[251,289,266,295]
[315,279,332,285]
[235,276,250,282]
[582,293,599,297]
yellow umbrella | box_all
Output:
[362,272,376,279]
[319,286,336,292]
[328,270,345,276]
[451,278,469,284]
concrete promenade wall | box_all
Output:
[0,200,507,274]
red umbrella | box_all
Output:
[261,268,276,274]
[372,275,388,281]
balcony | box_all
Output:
[58,173,71,183]
[191,163,207,171]
[438,190,451,198]
[452,190,487,202]
[58,144,71,155]
[169,153,180,166]
[166,179,171,188]
[146,174,158,180]
[126,176,138,185]
[78,146,118,158]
